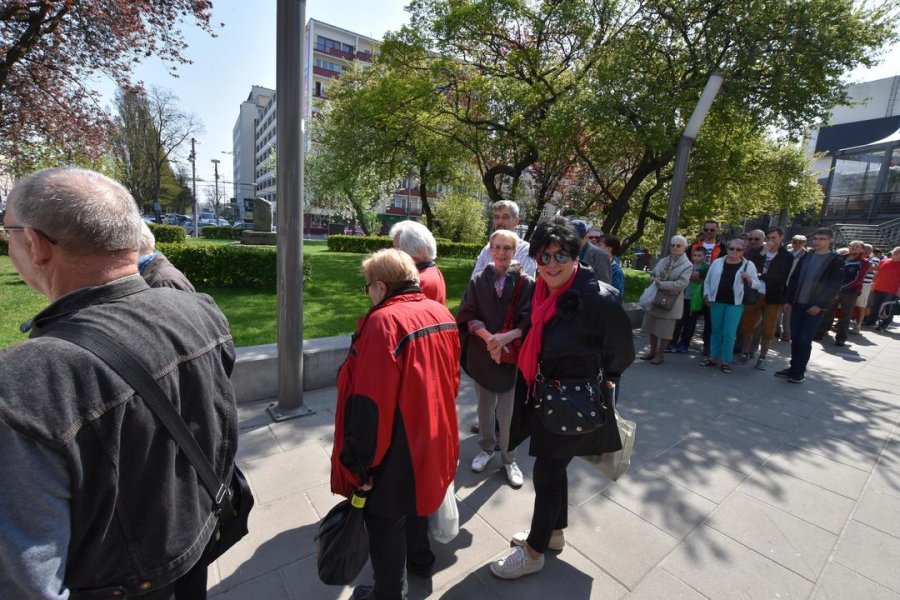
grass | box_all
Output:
[0,239,648,349]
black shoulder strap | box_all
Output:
[47,324,229,508]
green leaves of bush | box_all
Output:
[326,234,483,258]
[148,223,186,243]
[158,242,310,291]
[201,226,243,240]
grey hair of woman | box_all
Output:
[9,167,142,253]
[139,221,157,255]
[389,220,437,262]
[671,234,688,246]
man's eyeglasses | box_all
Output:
[703,228,717,232]
[537,251,573,266]
[362,282,374,294]
[727,247,744,252]
[587,236,603,242]
[748,237,762,241]
[0,225,58,244]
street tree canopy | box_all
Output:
[0,0,214,167]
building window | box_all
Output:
[314,58,343,74]
[316,35,354,55]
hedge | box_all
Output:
[0,239,7,256]
[149,223,187,243]
[327,234,482,259]
[201,226,243,240]
[158,242,310,291]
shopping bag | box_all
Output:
[581,411,636,481]
[428,481,459,544]
[314,493,369,585]
[638,282,657,311]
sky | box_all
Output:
[92,0,900,197]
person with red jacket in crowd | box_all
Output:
[688,219,726,355]
[864,246,900,330]
[331,249,460,600]
[390,220,447,304]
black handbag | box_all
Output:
[47,325,253,563]
[534,364,608,435]
[742,261,760,305]
[315,493,370,585]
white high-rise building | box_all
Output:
[231,85,274,220]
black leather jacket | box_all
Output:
[0,275,237,598]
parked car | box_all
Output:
[199,217,231,227]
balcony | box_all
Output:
[356,51,373,62]
[313,66,340,79]
[314,44,354,61]
[821,191,900,223]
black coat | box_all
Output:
[748,246,793,305]
[509,267,636,459]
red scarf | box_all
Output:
[519,264,579,386]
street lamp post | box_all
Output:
[189,138,199,238]
[661,73,724,257]
[211,159,221,222]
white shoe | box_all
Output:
[755,357,767,371]
[471,450,494,473]
[511,529,565,551]
[849,320,860,334]
[504,462,524,488]
[489,546,544,580]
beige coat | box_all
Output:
[647,253,692,320]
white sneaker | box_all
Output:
[511,529,565,552]
[489,546,544,580]
[504,462,524,488]
[471,450,494,473]
[849,320,860,334]
[755,357,767,371]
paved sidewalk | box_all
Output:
[208,326,900,599]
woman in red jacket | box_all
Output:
[331,249,460,600]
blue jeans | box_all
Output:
[789,303,825,376]
[709,302,744,363]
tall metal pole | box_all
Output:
[211,159,221,222]
[190,137,199,238]
[660,73,724,257]
[268,0,312,421]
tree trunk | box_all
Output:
[418,163,434,229]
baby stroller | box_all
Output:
[874,298,900,331]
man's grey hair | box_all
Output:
[492,200,519,219]
[389,220,437,262]
[10,167,142,252]
[139,221,156,255]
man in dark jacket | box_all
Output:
[139,221,196,292]
[814,239,868,346]
[737,227,793,370]
[0,168,237,598]
[777,228,844,383]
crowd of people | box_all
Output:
[1,168,897,600]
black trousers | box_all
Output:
[363,511,432,600]
[525,456,572,553]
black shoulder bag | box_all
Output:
[48,324,253,563]
[534,362,608,435]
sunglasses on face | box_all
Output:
[704,228,717,232]
[748,237,762,241]
[537,250,572,266]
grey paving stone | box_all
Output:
[810,562,900,600]
[760,446,870,499]
[786,430,884,471]
[746,393,821,418]
[739,467,856,534]
[661,525,814,600]
[856,481,900,535]
[280,554,358,600]
[240,442,332,504]
[724,401,808,433]
[676,428,779,476]
[565,495,679,588]
[208,568,290,599]
[213,491,320,590]
[624,568,710,600]
[705,492,836,580]
[267,409,337,452]
[641,446,747,504]
[426,571,499,600]
[833,520,900,594]
[235,425,283,462]
[870,461,900,500]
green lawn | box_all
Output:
[0,240,647,349]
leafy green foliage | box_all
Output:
[149,224,186,243]
[200,226,242,240]
[158,243,310,291]
[432,193,487,243]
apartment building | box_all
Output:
[231,85,275,220]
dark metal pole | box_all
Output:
[268,0,313,421]
[190,137,199,238]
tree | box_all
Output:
[0,1,214,167]
[432,192,487,243]
[112,86,201,216]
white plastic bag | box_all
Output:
[638,281,657,311]
[428,481,459,544]
[581,410,636,482]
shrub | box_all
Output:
[327,234,482,259]
[149,223,186,243]
[623,268,651,302]
[0,239,7,256]
[432,192,487,243]
[201,226,242,240]
[158,243,310,291]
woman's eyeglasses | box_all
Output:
[362,282,373,294]
[537,251,572,266]
[727,247,744,252]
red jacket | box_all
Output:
[689,239,726,265]
[417,263,447,304]
[331,289,460,516]
[872,259,900,295]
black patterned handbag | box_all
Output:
[534,364,608,435]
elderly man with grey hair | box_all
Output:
[139,221,196,292]
[471,200,536,279]
[390,219,446,303]
[0,167,238,598]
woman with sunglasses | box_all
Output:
[701,238,761,373]
[490,218,635,580]
[640,235,693,364]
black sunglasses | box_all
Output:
[727,247,744,251]
[537,251,573,266]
